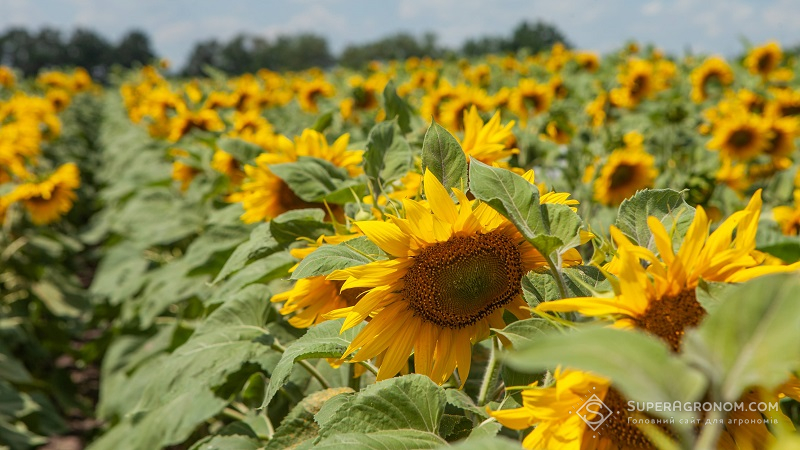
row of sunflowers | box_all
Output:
[1,40,800,449]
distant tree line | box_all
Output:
[0,20,571,79]
[0,27,155,80]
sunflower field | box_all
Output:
[2,41,800,450]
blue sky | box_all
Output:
[2,0,799,67]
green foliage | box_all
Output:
[290,236,387,280]
[422,120,468,193]
[615,189,695,252]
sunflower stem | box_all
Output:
[271,341,333,390]
[358,360,379,376]
[477,336,501,406]
[693,408,724,450]
[544,254,569,299]
[347,363,361,391]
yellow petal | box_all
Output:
[423,170,458,224]
[355,220,410,257]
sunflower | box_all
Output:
[706,112,771,161]
[773,190,800,236]
[508,79,552,125]
[437,84,494,131]
[593,146,657,206]
[715,158,750,193]
[609,59,657,109]
[539,190,800,351]
[763,111,798,158]
[296,78,335,113]
[167,104,225,142]
[769,88,800,117]
[324,170,584,384]
[540,121,571,145]
[488,368,644,450]
[744,41,782,77]
[228,129,361,223]
[459,106,518,165]
[171,161,200,192]
[0,65,16,88]
[210,149,245,186]
[529,193,800,448]
[690,56,734,103]
[228,152,321,224]
[574,51,600,72]
[4,163,80,225]
[46,89,72,112]
[585,91,608,128]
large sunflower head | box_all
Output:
[744,41,782,77]
[707,112,771,161]
[539,190,800,351]
[4,163,80,225]
[325,170,583,384]
[690,56,734,103]
[593,147,657,206]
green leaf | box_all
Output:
[266,387,354,450]
[314,430,446,449]
[88,387,227,450]
[438,414,473,441]
[465,421,503,441]
[270,209,335,245]
[444,436,524,450]
[445,389,488,419]
[493,318,554,349]
[0,344,32,384]
[270,156,359,203]
[756,223,800,263]
[89,242,150,304]
[213,224,281,284]
[316,374,446,437]
[0,380,25,418]
[363,121,413,197]
[31,280,83,317]
[522,266,609,306]
[137,285,279,410]
[469,160,582,258]
[383,80,415,134]
[290,236,386,280]
[0,418,47,450]
[682,273,800,402]
[217,137,263,163]
[190,434,262,450]
[503,327,707,422]
[261,320,364,408]
[469,159,542,240]
[615,189,695,253]
[422,120,467,192]
[312,111,334,132]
